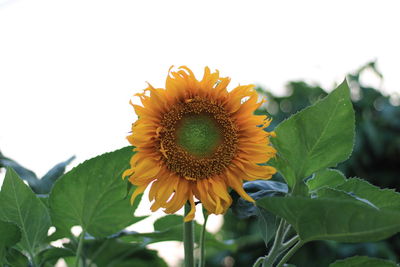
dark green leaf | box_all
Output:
[307,169,346,192]
[0,220,21,248]
[257,207,279,246]
[231,180,288,219]
[0,220,21,264]
[0,168,51,255]
[36,156,75,194]
[335,178,400,211]
[72,238,167,267]
[49,146,145,238]
[329,256,398,267]
[0,156,39,190]
[5,248,29,267]
[257,196,400,243]
[271,81,355,189]
[37,247,74,266]
[316,187,378,209]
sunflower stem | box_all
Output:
[184,203,195,267]
[198,211,209,267]
[75,230,86,267]
[263,218,286,266]
[28,250,38,267]
[252,257,265,267]
[276,240,304,267]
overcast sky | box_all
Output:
[1,0,399,178]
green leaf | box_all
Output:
[307,169,346,192]
[0,168,51,254]
[316,187,378,209]
[36,156,75,194]
[335,178,400,211]
[257,196,400,243]
[64,238,167,267]
[231,180,288,219]
[329,256,398,267]
[0,220,21,247]
[5,248,29,267]
[0,156,39,191]
[257,207,279,246]
[49,146,145,238]
[271,80,355,189]
[0,220,21,264]
[37,247,74,267]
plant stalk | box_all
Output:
[263,218,286,266]
[184,203,195,267]
[198,212,209,267]
[75,230,86,267]
[28,250,38,267]
[252,257,265,267]
[276,240,304,267]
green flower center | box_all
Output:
[176,114,222,157]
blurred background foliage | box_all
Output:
[207,62,400,267]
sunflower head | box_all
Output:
[123,66,277,221]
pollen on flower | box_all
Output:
[158,98,238,180]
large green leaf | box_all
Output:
[49,146,144,238]
[0,220,21,264]
[271,80,355,188]
[0,168,51,254]
[329,256,398,267]
[257,196,400,243]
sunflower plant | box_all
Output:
[0,67,399,267]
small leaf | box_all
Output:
[231,180,288,219]
[49,147,144,238]
[307,169,346,192]
[0,168,51,255]
[0,156,39,190]
[329,256,398,267]
[271,80,355,189]
[257,196,400,243]
[257,207,279,246]
[36,156,75,194]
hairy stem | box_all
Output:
[198,212,209,267]
[276,240,304,267]
[75,230,86,267]
[252,257,265,267]
[263,218,286,266]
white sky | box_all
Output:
[1,0,400,265]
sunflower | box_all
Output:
[123,66,276,221]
